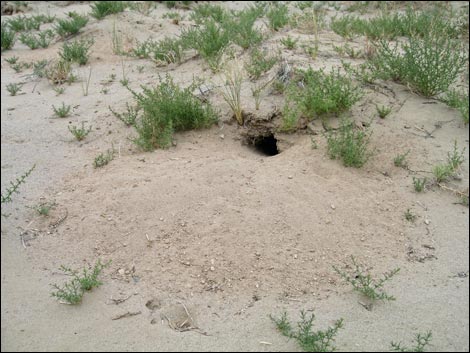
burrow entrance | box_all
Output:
[251,134,279,156]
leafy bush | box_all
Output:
[326,118,372,168]
[130,74,217,150]
[55,12,88,38]
[371,36,466,97]
[266,3,289,31]
[18,30,55,49]
[245,47,278,80]
[284,67,362,122]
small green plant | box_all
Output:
[394,150,409,168]
[1,22,16,51]
[280,35,298,50]
[19,30,55,49]
[6,83,23,96]
[90,1,127,19]
[413,177,427,193]
[228,6,264,49]
[51,260,110,304]
[6,14,41,32]
[68,122,92,141]
[94,148,115,168]
[5,56,19,65]
[442,89,469,124]
[404,208,416,222]
[136,65,145,73]
[189,3,227,24]
[60,38,94,65]
[55,12,89,38]
[53,86,66,95]
[27,200,57,216]
[271,311,344,352]
[266,3,289,31]
[221,62,244,125]
[1,164,36,204]
[130,74,217,150]
[326,118,372,168]
[11,63,26,73]
[391,331,432,352]
[52,102,71,118]
[251,78,273,110]
[33,59,48,78]
[376,104,392,119]
[333,255,400,302]
[433,141,465,183]
[246,47,278,80]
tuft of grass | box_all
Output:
[1,164,36,204]
[280,35,298,50]
[326,118,372,168]
[33,59,48,78]
[94,148,115,168]
[404,208,416,222]
[376,104,392,119]
[130,74,217,150]
[284,67,362,121]
[90,1,128,19]
[6,83,23,96]
[333,255,399,302]
[60,38,94,65]
[394,150,410,168]
[45,60,73,85]
[109,102,139,126]
[266,3,289,31]
[55,12,89,38]
[27,200,57,216]
[228,6,265,49]
[221,62,244,125]
[52,102,71,118]
[251,78,273,111]
[391,331,433,352]
[68,122,92,141]
[51,260,110,305]
[6,14,42,32]
[5,56,19,65]
[371,35,466,97]
[442,89,469,124]
[189,3,228,24]
[1,22,16,51]
[271,311,344,352]
[413,177,427,193]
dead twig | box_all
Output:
[112,311,141,320]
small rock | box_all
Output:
[293,254,298,259]
[118,269,125,275]
[424,219,430,225]
[331,204,336,210]
[288,175,293,179]
[219,134,225,139]
[210,266,215,271]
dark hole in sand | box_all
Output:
[252,134,279,156]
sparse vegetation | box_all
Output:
[280,35,298,50]
[109,103,139,126]
[391,331,433,352]
[60,38,94,65]
[45,60,73,85]
[404,208,416,222]
[394,151,409,168]
[52,102,71,118]
[221,62,244,125]
[130,74,217,150]
[18,30,54,49]
[333,255,400,302]
[271,311,344,352]
[413,177,427,193]
[68,122,92,141]
[442,89,469,124]
[27,200,57,216]
[6,83,23,96]
[246,47,278,80]
[266,3,289,31]
[51,260,110,304]
[1,165,36,204]
[432,141,465,183]
[5,56,19,65]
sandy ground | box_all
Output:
[1,1,469,352]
